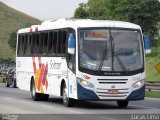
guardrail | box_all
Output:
[145,82,160,91]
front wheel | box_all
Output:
[12,79,17,88]
[62,83,74,107]
[117,101,129,108]
[31,80,40,101]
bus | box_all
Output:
[16,18,146,107]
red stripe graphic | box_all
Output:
[37,63,45,91]
[32,57,36,75]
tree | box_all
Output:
[74,0,160,35]
[87,0,105,19]
[74,3,88,18]
[8,31,17,51]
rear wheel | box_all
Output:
[31,80,40,101]
[117,101,129,108]
[5,80,10,87]
[62,83,74,107]
[42,94,49,101]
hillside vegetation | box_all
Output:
[0,2,40,59]
[146,46,160,82]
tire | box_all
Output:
[42,94,49,101]
[117,101,129,108]
[12,79,17,88]
[62,83,74,107]
[31,80,41,101]
[5,80,10,87]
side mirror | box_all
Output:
[68,33,75,54]
[143,35,151,54]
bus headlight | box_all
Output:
[132,80,145,88]
[77,78,94,88]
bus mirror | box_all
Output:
[143,35,151,54]
[68,33,75,54]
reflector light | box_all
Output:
[30,27,32,32]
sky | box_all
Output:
[0,0,88,20]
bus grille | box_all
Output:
[96,88,129,98]
[97,79,128,84]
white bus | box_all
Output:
[16,18,146,107]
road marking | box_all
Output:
[67,110,84,114]
[129,104,158,109]
[5,97,14,100]
[145,97,160,100]
[100,116,118,120]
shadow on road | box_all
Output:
[46,97,146,110]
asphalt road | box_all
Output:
[0,83,160,120]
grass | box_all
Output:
[145,91,160,98]
[0,79,4,83]
[146,46,160,82]
[0,2,40,59]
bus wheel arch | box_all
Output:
[30,76,40,101]
[30,76,34,91]
[61,79,74,107]
[60,79,65,96]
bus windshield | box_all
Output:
[79,29,143,74]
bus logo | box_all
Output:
[83,75,90,80]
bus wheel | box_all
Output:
[62,83,74,107]
[12,79,17,88]
[117,101,129,108]
[42,94,49,101]
[31,80,40,101]
[5,80,10,87]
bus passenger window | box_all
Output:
[53,32,57,54]
[24,34,28,55]
[62,31,67,54]
[19,35,25,56]
[48,32,55,55]
[43,33,48,55]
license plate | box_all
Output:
[107,89,119,94]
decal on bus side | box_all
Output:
[32,57,48,93]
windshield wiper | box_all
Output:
[114,53,127,71]
[99,48,107,71]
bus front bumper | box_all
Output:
[77,82,145,101]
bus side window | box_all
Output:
[26,34,31,56]
[43,33,48,55]
[67,31,76,73]
[48,32,56,56]
[39,32,44,55]
[24,34,28,55]
[19,35,25,56]
[53,31,58,54]
[17,35,21,56]
[62,31,67,54]
[35,33,40,55]
[57,31,62,54]
[31,34,36,55]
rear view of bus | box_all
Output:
[16,19,145,107]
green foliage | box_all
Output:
[8,31,17,51]
[74,3,88,18]
[145,91,160,98]
[87,0,105,19]
[74,0,160,34]
[0,2,40,59]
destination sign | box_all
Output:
[84,30,109,41]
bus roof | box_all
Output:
[18,18,141,33]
